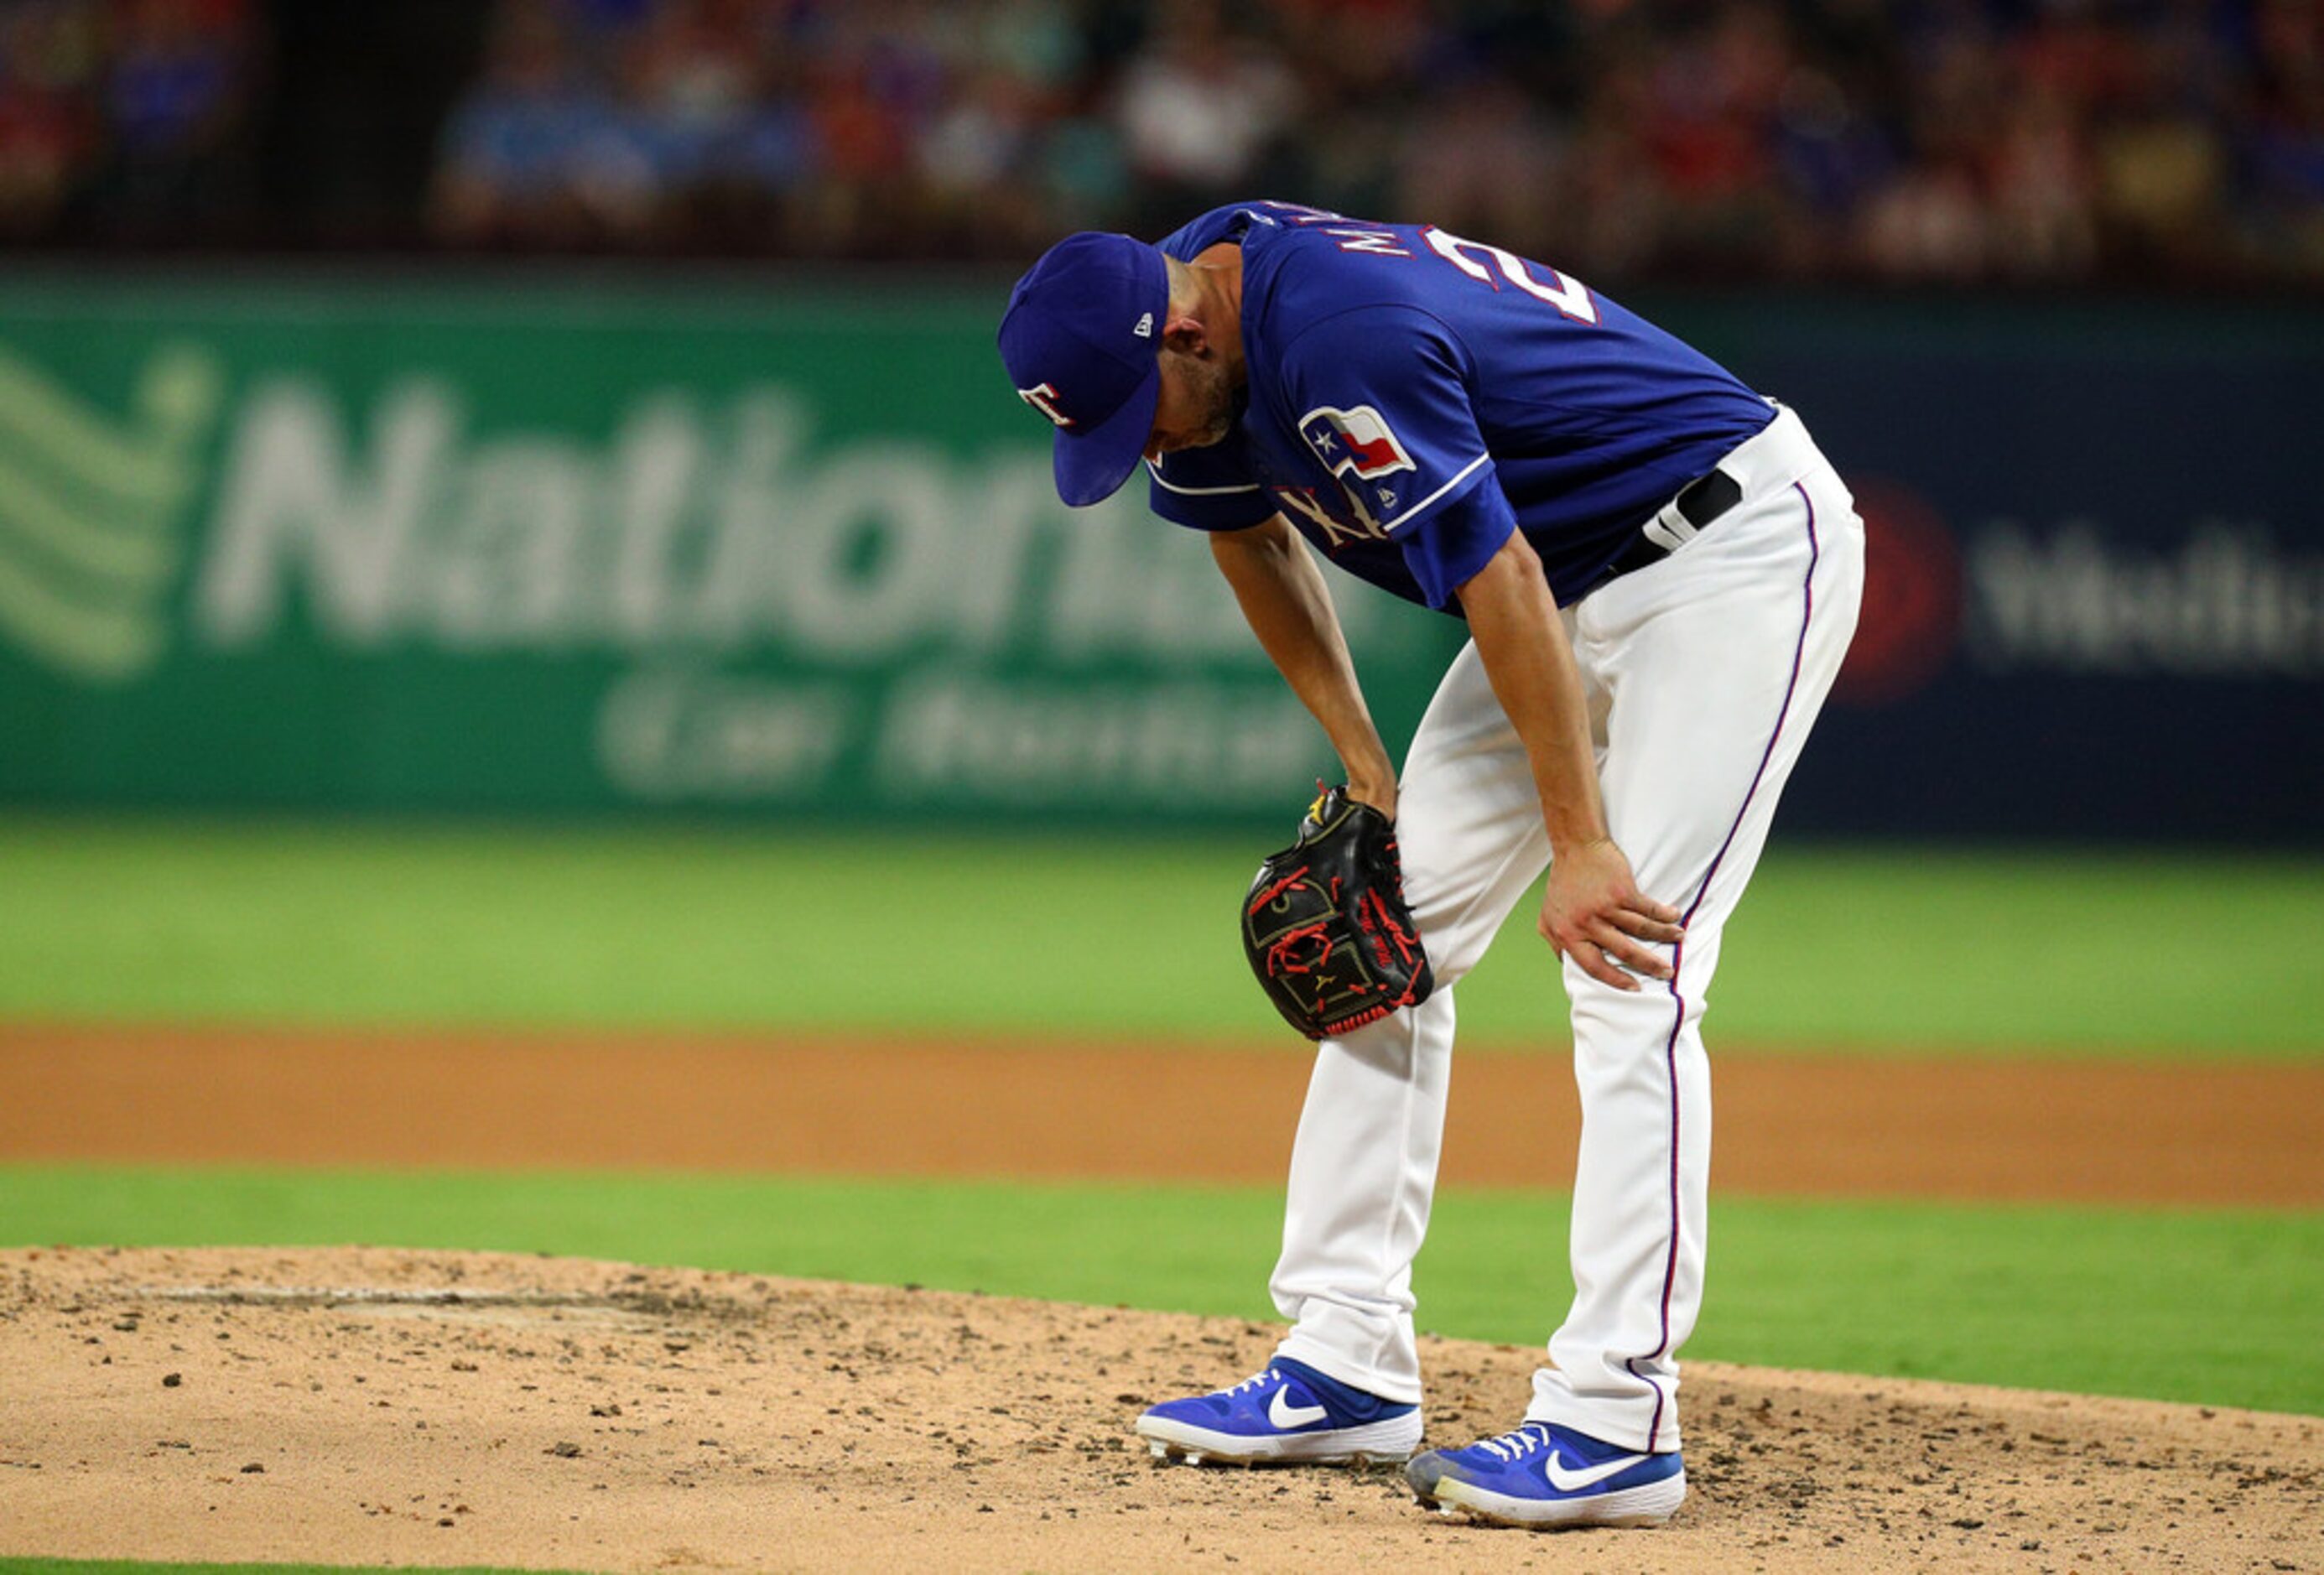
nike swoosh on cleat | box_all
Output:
[1542,1449,1648,1492]
[1267,1389,1329,1430]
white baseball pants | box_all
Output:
[1270,407,1864,1454]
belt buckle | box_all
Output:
[1642,491,1700,556]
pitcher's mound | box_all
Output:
[1,1247,2316,1573]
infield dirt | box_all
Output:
[3,1245,2320,1574]
[4,1024,2321,1205]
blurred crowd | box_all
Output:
[0,0,258,241]
[3,0,2321,287]
[426,0,2324,286]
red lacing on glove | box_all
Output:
[1319,1001,1398,1036]
[1266,923,1334,978]
[1360,888,1421,969]
[1248,864,1311,916]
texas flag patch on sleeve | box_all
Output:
[1300,404,1417,482]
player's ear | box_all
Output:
[1160,313,1208,357]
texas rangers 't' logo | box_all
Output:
[1300,404,1414,482]
[1018,382,1074,429]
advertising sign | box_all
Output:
[0,281,1453,822]
[3,282,2316,840]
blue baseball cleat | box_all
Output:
[1134,1358,1422,1465]
[1405,1421,1686,1528]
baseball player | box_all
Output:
[998,200,1863,1530]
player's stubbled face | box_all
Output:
[1146,349,1237,459]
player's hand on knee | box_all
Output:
[1539,839,1683,990]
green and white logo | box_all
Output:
[0,305,1454,817]
[0,340,223,682]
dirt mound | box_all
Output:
[2,1247,2316,1573]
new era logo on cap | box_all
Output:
[998,232,1171,507]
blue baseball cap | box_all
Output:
[998,231,1169,507]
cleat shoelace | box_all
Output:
[1221,1368,1280,1398]
[1479,1422,1553,1463]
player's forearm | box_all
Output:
[1454,531,1609,852]
[1210,518,1397,804]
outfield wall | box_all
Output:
[1,275,2316,840]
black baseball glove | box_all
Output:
[1242,786,1435,1040]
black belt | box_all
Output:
[1599,467,1744,583]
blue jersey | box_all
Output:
[1147,201,1776,611]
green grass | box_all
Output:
[5,1164,2317,1417]
[0,817,2318,1056]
